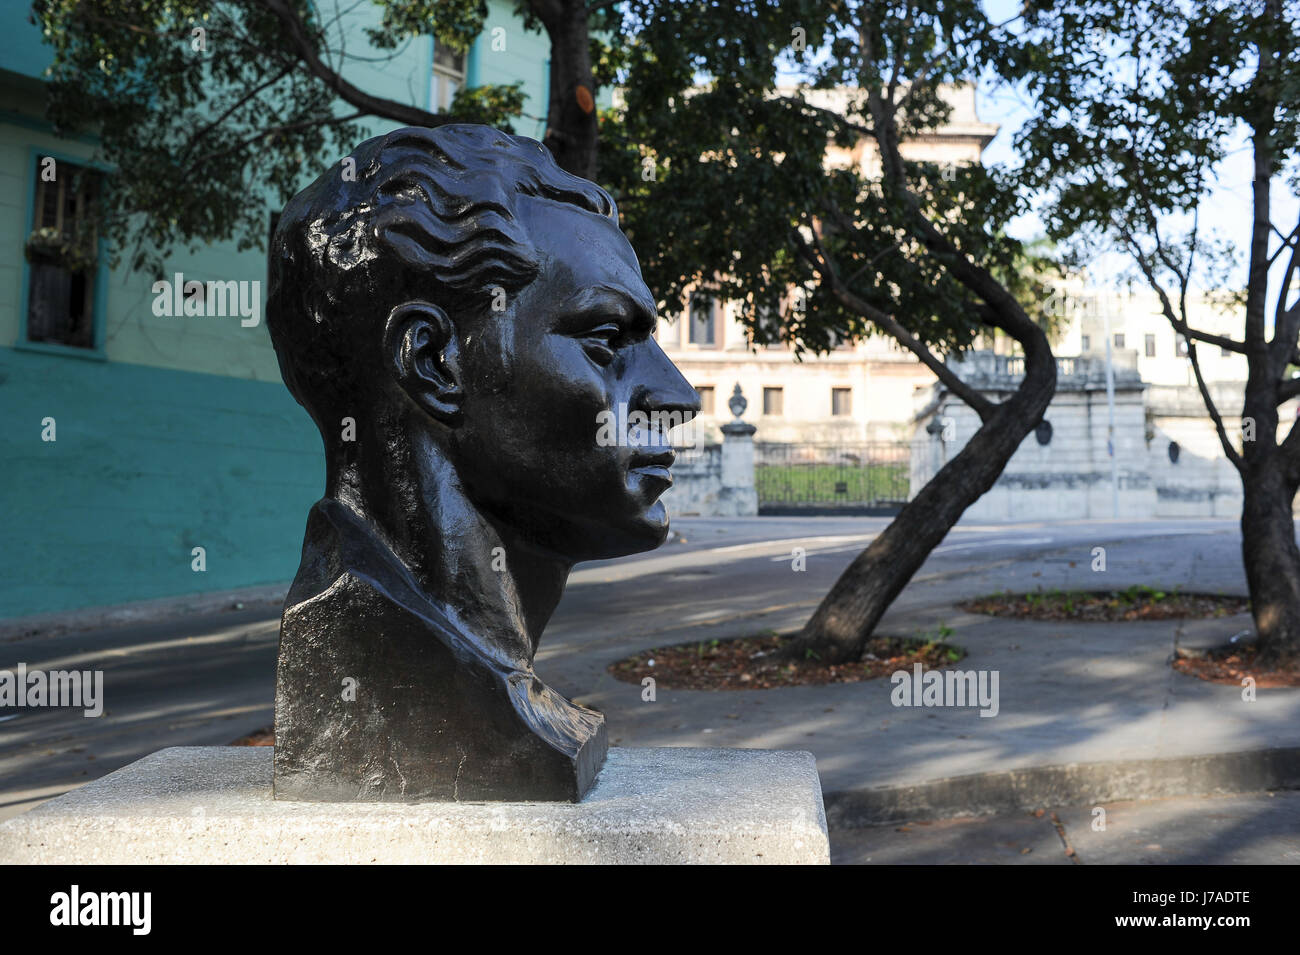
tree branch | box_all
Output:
[180,65,296,163]
[1121,229,1245,470]
[1270,205,1300,376]
[260,0,452,128]
[791,225,998,421]
[178,110,367,178]
[856,16,1047,358]
[1281,413,1300,488]
[1268,220,1300,264]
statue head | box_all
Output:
[266,125,699,564]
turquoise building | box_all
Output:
[0,3,561,619]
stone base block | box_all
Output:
[0,746,829,864]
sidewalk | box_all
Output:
[830,789,1300,864]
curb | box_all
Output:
[824,746,1300,827]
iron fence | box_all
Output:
[754,442,910,514]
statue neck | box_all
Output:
[325,430,571,667]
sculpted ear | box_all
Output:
[384,301,464,426]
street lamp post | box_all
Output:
[1101,290,1120,518]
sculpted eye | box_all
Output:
[579,322,622,363]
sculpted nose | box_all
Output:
[628,337,701,425]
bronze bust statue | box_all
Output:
[266,125,698,802]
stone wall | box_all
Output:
[661,399,760,517]
[909,351,1286,521]
[1145,384,1247,518]
[661,444,723,517]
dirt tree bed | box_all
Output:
[1173,644,1300,688]
[961,586,1248,622]
[230,727,273,746]
[608,631,966,691]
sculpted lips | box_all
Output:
[628,448,675,484]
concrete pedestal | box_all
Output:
[0,746,829,864]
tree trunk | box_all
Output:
[1240,443,1300,667]
[786,349,1057,664]
[1235,7,1300,668]
[537,3,598,181]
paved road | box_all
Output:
[0,516,1270,824]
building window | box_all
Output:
[25,160,100,350]
[1113,332,1125,350]
[1145,333,1156,357]
[1176,334,1189,357]
[763,387,783,416]
[831,387,852,416]
[1080,334,1091,352]
[689,294,715,345]
[695,385,715,415]
[431,42,466,112]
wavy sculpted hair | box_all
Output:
[267,125,618,427]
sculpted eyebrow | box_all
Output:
[564,288,655,334]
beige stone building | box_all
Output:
[1060,285,1297,516]
[1049,284,1250,387]
[655,84,999,446]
